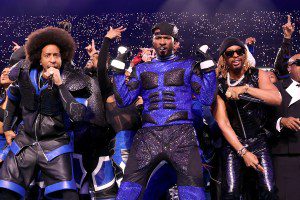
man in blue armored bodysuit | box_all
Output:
[112,22,217,199]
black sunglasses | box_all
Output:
[224,48,245,57]
[291,59,300,66]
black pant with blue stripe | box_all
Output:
[0,143,77,199]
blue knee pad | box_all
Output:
[178,186,206,200]
[116,182,142,200]
[91,156,116,192]
[73,153,87,189]
[112,130,136,170]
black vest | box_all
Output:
[218,68,267,139]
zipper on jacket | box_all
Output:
[34,114,40,142]
[234,101,247,139]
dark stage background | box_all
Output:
[0,0,299,68]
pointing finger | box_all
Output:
[257,164,265,173]
[287,15,291,25]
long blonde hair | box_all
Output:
[217,49,253,78]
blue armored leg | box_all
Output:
[91,156,116,200]
[73,153,87,191]
[116,182,142,200]
[178,186,206,200]
[112,130,136,170]
[143,162,177,200]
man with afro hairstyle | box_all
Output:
[0,26,89,200]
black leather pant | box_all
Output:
[222,137,277,200]
[0,188,79,200]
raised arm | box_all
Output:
[274,15,294,78]
[9,43,26,66]
[97,26,126,101]
[192,45,217,106]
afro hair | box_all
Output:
[25,26,76,66]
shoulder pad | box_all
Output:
[9,59,30,81]
[61,64,92,95]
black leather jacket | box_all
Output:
[4,60,89,161]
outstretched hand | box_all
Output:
[105,26,126,40]
[85,39,97,57]
[12,41,21,52]
[282,15,295,39]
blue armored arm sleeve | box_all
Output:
[113,68,141,108]
[191,70,216,106]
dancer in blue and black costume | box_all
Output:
[112,22,217,200]
[0,27,88,200]
[72,26,126,200]
[106,95,142,186]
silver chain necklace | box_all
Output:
[227,72,245,87]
